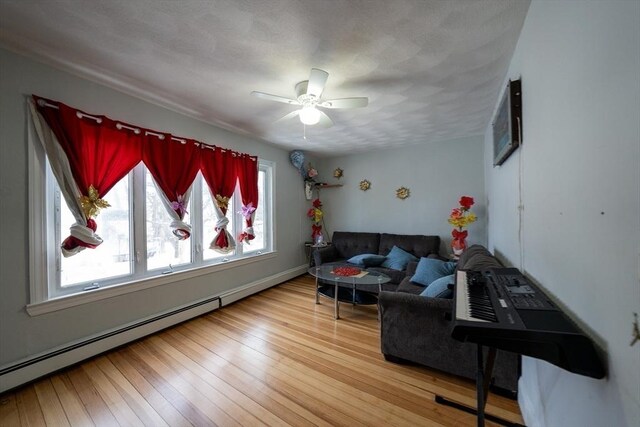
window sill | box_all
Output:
[26,251,277,317]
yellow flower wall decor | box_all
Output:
[333,167,343,179]
[396,187,410,200]
[359,179,371,191]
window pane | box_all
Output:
[59,177,131,287]
[145,170,191,270]
[248,170,266,251]
[203,184,235,261]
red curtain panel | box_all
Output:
[33,95,142,254]
[237,154,259,244]
[200,147,238,252]
[143,136,200,239]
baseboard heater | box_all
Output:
[0,295,222,393]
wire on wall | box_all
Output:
[517,116,524,271]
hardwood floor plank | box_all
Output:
[80,360,145,427]
[184,316,444,426]
[94,356,169,427]
[33,380,70,427]
[180,321,370,427]
[49,375,95,427]
[0,274,523,427]
[0,393,20,426]
[162,328,331,427]
[211,309,456,421]
[202,311,460,426]
[143,336,276,426]
[119,347,213,426]
[106,351,192,427]
[66,365,120,426]
[129,341,242,426]
[14,386,46,427]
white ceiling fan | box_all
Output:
[251,68,368,128]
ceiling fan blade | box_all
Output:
[275,110,300,123]
[317,110,334,128]
[306,68,329,98]
[251,91,300,105]
[319,97,369,109]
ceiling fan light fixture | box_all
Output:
[299,106,321,125]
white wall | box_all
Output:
[0,49,309,369]
[484,1,640,426]
[315,136,486,254]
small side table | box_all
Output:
[305,241,331,266]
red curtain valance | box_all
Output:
[31,95,259,256]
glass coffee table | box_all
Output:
[308,265,391,319]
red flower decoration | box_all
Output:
[452,229,468,241]
[459,196,474,210]
[312,224,323,238]
[450,208,463,219]
[334,266,361,276]
[312,198,322,208]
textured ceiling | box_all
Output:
[0,0,530,156]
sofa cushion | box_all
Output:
[347,253,387,267]
[454,245,503,274]
[379,233,440,259]
[367,266,406,286]
[419,274,455,298]
[380,246,418,271]
[457,245,495,269]
[396,278,424,295]
[410,257,457,287]
[331,231,381,259]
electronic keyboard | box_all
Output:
[452,268,605,379]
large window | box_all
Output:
[40,160,273,300]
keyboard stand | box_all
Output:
[435,344,523,427]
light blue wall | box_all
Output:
[316,136,486,254]
[484,1,640,426]
[0,48,309,368]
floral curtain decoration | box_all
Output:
[29,95,259,256]
[200,147,237,252]
[237,154,259,244]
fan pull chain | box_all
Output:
[303,124,307,140]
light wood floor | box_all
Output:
[0,275,523,426]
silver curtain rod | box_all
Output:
[38,98,194,146]
[35,98,255,157]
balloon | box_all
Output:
[289,150,308,178]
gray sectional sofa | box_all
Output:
[378,245,520,394]
[312,231,441,289]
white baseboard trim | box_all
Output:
[0,265,308,393]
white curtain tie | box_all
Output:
[69,222,103,246]
[170,219,192,240]
[209,229,236,253]
[215,216,229,230]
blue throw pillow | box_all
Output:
[380,246,418,271]
[410,257,457,287]
[419,274,455,299]
[347,253,387,267]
